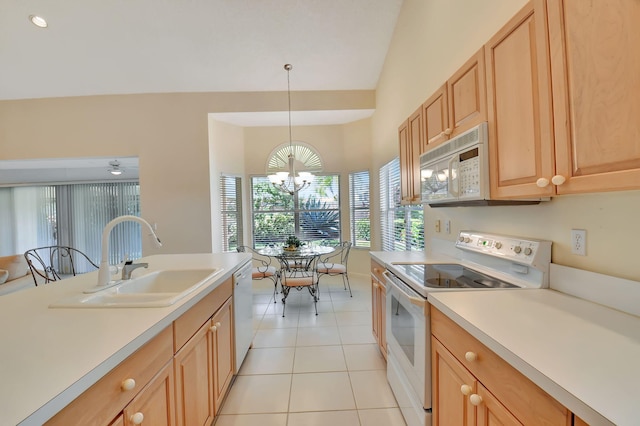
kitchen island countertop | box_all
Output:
[0,252,250,426]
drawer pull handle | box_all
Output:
[465,351,478,362]
[460,384,472,396]
[121,378,136,391]
[130,412,144,424]
[469,394,483,406]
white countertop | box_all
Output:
[428,289,637,426]
[0,252,250,426]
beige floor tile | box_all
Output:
[350,370,398,409]
[253,294,274,304]
[335,311,373,327]
[289,372,356,412]
[295,326,341,347]
[358,408,406,426]
[238,347,295,375]
[259,313,300,329]
[343,344,386,371]
[215,413,288,426]
[252,328,297,348]
[298,311,337,327]
[340,325,377,345]
[220,374,291,414]
[293,345,347,373]
[297,300,333,313]
[287,410,360,426]
[332,299,371,312]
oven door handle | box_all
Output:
[448,155,459,198]
[383,271,426,308]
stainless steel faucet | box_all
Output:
[121,261,149,280]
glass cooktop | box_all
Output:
[394,263,518,289]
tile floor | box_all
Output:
[215,273,406,426]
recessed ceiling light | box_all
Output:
[29,15,48,28]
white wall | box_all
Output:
[371,0,640,282]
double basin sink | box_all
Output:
[49,268,223,308]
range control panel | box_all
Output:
[455,231,551,269]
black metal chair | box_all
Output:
[279,254,319,317]
[24,246,99,286]
[237,246,281,303]
[316,241,352,298]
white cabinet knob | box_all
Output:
[444,128,453,136]
[460,384,472,396]
[372,281,379,289]
[130,412,144,424]
[121,378,136,391]
[210,325,217,332]
[551,175,566,185]
[536,177,550,188]
[469,394,483,406]
[215,322,221,328]
[465,351,478,362]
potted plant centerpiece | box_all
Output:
[284,235,303,251]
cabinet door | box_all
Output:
[109,414,125,426]
[123,361,175,426]
[174,321,214,426]
[447,47,487,138]
[371,277,381,346]
[422,84,450,151]
[212,297,234,414]
[378,283,386,359]
[432,338,475,426]
[475,383,522,426]
[485,0,555,198]
[548,0,640,194]
[398,116,421,203]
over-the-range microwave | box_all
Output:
[419,122,545,207]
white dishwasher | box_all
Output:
[233,260,253,372]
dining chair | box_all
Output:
[237,246,280,303]
[24,246,99,286]
[316,241,352,298]
[279,254,319,317]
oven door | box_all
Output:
[384,271,431,410]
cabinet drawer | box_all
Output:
[173,277,232,352]
[370,260,386,283]
[46,326,173,426]
[431,307,570,425]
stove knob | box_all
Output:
[495,242,502,249]
[524,247,533,256]
[464,237,471,243]
[514,246,522,254]
[458,236,465,242]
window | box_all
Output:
[349,170,370,248]
[379,158,424,251]
[0,182,141,269]
[220,175,243,252]
[251,175,340,248]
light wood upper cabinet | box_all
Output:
[421,49,487,154]
[398,109,422,204]
[547,0,640,194]
[485,0,556,198]
[422,84,449,151]
[447,48,487,138]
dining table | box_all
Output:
[257,245,335,271]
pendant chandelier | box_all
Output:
[267,64,314,195]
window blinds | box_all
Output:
[349,170,370,248]
[220,175,243,252]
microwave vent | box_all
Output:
[420,123,485,165]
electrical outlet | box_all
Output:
[435,220,441,233]
[571,229,586,256]
[445,220,451,234]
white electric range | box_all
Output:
[382,231,552,426]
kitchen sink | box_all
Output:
[49,268,223,308]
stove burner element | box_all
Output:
[397,264,518,289]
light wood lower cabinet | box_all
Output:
[431,307,571,425]
[370,260,387,360]
[46,276,235,426]
[123,361,175,426]
[212,297,234,413]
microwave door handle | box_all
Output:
[448,156,459,198]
